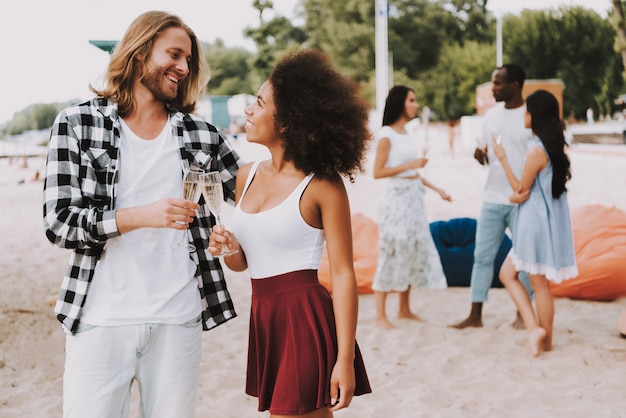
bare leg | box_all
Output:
[618,310,626,338]
[500,258,546,356]
[529,274,554,352]
[449,302,483,329]
[398,288,422,321]
[511,311,525,330]
[528,327,548,357]
[375,291,395,329]
[505,270,530,330]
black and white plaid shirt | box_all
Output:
[43,97,244,334]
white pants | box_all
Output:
[63,317,202,418]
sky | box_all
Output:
[0,0,612,124]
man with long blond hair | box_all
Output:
[43,11,243,417]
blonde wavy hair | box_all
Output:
[90,10,210,116]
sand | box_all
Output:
[1,123,625,417]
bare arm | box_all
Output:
[310,178,358,411]
[207,163,252,272]
[492,139,547,203]
[372,137,427,179]
[421,177,452,201]
[115,199,199,234]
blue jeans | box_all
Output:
[63,316,202,418]
[470,202,532,302]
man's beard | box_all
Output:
[141,65,178,102]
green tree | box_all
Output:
[301,0,374,82]
[299,0,494,110]
[613,0,626,73]
[203,40,255,95]
[245,2,308,86]
[5,103,65,136]
[421,41,495,118]
[388,0,462,77]
[505,7,622,118]
[503,10,562,79]
[252,0,275,21]
[6,2,623,131]
[445,0,493,43]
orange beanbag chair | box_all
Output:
[550,205,626,301]
[318,213,378,294]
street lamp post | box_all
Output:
[375,0,389,125]
[496,12,503,67]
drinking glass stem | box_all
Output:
[215,214,230,252]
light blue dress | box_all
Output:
[511,136,578,283]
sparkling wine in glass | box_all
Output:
[419,140,430,176]
[200,171,238,256]
[172,169,204,252]
[421,140,430,158]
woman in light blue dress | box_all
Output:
[492,90,578,357]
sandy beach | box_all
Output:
[1,123,626,417]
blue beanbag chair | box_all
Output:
[429,217,511,288]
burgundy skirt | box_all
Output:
[246,269,371,415]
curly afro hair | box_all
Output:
[269,48,372,182]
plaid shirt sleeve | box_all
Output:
[43,103,121,250]
[178,114,246,330]
[43,100,121,333]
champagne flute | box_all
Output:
[490,132,503,165]
[200,171,239,256]
[419,140,430,176]
[171,168,204,252]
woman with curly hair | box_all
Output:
[208,48,371,417]
[492,89,578,357]
[371,85,451,329]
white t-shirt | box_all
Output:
[377,125,420,178]
[481,102,532,205]
[81,117,201,326]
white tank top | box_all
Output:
[377,125,420,178]
[230,161,326,279]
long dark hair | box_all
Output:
[526,90,571,198]
[382,85,414,126]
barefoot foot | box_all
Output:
[542,336,552,352]
[398,311,423,322]
[529,327,548,357]
[376,318,396,329]
[448,317,483,329]
[511,312,525,330]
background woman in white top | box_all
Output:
[372,85,451,329]
[208,49,371,417]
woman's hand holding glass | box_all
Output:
[491,134,506,162]
[200,171,239,256]
[207,224,240,257]
[405,157,428,170]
